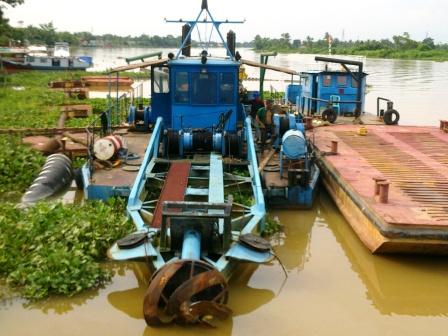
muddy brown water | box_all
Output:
[2,193,448,335]
[2,50,448,335]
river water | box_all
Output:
[1,48,448,335]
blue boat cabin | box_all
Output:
[296,70,367,116]
[150,59,240,132]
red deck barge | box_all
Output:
[313,124,448,254]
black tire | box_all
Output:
[383,109,400,125]
[322,108,337,124]
[74,168,84,190]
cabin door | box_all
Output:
[151,65,171,127]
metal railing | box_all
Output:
[298,95,362,115]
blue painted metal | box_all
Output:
[81,164,130,201]
[170,60,239,131]
[181,230,202,259]
[208,153,224,203]
[285,84,301,104]
[109,237,158,260]
[166,7,244,60]
[244,117,266,232]
[282,130,307,160]
[298,70,367,115]
[127,117,164,231]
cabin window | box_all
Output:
[68,59,74,67]
[219,72,234,104]
[323,75,332,87]
[153,67,170,93]
[192,72,217,105]
[52,59,61,67]
[40,58,46,63]
[27,56,35,62]
[174,72,189,104]
[337,76,347,86]
[351,77,359,88]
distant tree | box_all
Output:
[0,0,24,45]
[421,37,435,49]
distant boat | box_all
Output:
[0,42,93,72]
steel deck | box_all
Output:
[313,124,448,253]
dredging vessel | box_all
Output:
[75,0,318,326]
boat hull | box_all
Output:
[1,59,90,72]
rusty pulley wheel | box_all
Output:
[143,259,231,326]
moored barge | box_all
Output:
[313,124,448,254]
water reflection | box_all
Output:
[106,261,276,335]
[107,262,150,319]
[319,191,448,317]
[22,262,132,315]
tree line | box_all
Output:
[253,32,448,60]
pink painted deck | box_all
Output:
[313,124,448,253]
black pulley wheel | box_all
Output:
[239,233,271,252]
[166,130,180,155]
[383,109,400,125]
[117,232,148,249]
[322,108,337,124]
[279,116,290,138]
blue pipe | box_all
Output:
[181,230,202,260]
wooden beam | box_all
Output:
[108,58,169,73]
[240,58,298,75]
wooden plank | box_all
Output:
[240,59,298,75]
[152,161,191,228]
[108,58,169,73]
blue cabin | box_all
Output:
[152,59,239,131]
[297,70,367,116]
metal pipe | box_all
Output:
[125,52,162,64]
[181,230,202,260]
[302,95,361,104]
[314,56,363,67]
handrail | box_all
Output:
[376,97,392,117]
[127,117,163,231]
[244,117,265,214]
[299,95,361,114]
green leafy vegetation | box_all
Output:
[0,135,45,196]
[263,216,283,236]
[0,72,134,128]
[0,199,133,299]
[0,71,86,128]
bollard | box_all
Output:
[304,117,313,130]
[378,181,390,203]
[330,140,338,154]
[441,120,448,131]
[373,176,387,196]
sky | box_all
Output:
[4,0,448,43]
